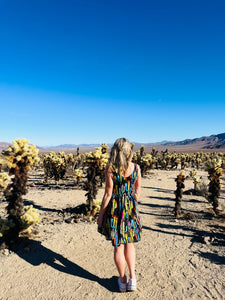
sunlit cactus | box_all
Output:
[140,145,145,157]
[174,171,186,217]
[180,155,187,169]
[151,147,158,157]
[189,169,201,190]
[205,158,223,214]
[74,169,84,185]
[170,154,180,169]
[140,154,153,176]
[2,138,40,241]
[20,205,41,234]
[84,146,109,212]
[0,172,10,190]
[131,142,135,150]
[101,143,109,154]
[43,151,70,184]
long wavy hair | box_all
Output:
[108,138,133,175]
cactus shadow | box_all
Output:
[197,251,225,265]
[16,240,118,292]
[142,186,174,194]
[23,199,62,214]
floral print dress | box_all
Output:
[98,164,142,247]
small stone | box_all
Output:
[3,249,9,256]
[65,217,74,223]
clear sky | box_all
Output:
[0,0,225,147]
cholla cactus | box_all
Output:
[101,143,109,154]
[140,154,153,176]
[20,205,41,233]
[84,146,109,211]
[205,158,223,214]
[189,169,201,190]
[174,171,186,217]
[74,169,84,185]
[43,151,70,184]
[0,218,15,237]
[0,172,10,190]
[140,145,145,157]
[2,138,40,241]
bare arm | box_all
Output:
[97,168,114,226]
[135,164,141,201]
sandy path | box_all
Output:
[0,169,225,299]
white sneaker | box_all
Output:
[118,277,127,292]
[127,278,136,291]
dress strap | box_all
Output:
[112,165,118,173]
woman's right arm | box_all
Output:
[97,168,114,226]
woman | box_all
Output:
[97,138,142,292]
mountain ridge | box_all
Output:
[1,133,225,152]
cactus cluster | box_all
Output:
[20,205,41,233]
[43,151,74,184]
[84,146,109,212]
[1,139,40,242]
[0,172,10,190]
[189,169,201,190]
[131,147,225,174]
[205,158,223,214]
[74,169,84,185]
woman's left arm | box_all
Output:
[135,164,141,201]
[97,168,114,226]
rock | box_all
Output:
[3,249,9,256]
[65,217,74,223]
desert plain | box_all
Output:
[0,167,225,300]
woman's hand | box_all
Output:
[97,213,103,227]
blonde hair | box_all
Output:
[109,138,133,175]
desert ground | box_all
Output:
[0,168,225,300]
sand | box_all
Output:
[0,169,225,300]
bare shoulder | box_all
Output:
[105,166,113,176]
[136,164,141,174]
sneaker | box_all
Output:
[127,278,136,291]
[118,277,127,292]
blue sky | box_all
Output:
[0,0,225,147]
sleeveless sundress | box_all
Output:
[98,164,142,247]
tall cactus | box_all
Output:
[205,158,223,214]
[2,139,39,240]
[174,171,186,217]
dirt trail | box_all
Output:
[0,169,225,300]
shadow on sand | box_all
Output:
[16,239,118,292]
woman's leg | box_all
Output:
[124,243,136,279]
[114,244,126,282]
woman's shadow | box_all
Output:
[16,239,118,292]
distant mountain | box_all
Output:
[1,133,225,153]
[131,140,172,146]
[44,144,102,149]
[164,133,225,149]
[43,140,172,149]
[0,142,11,152]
